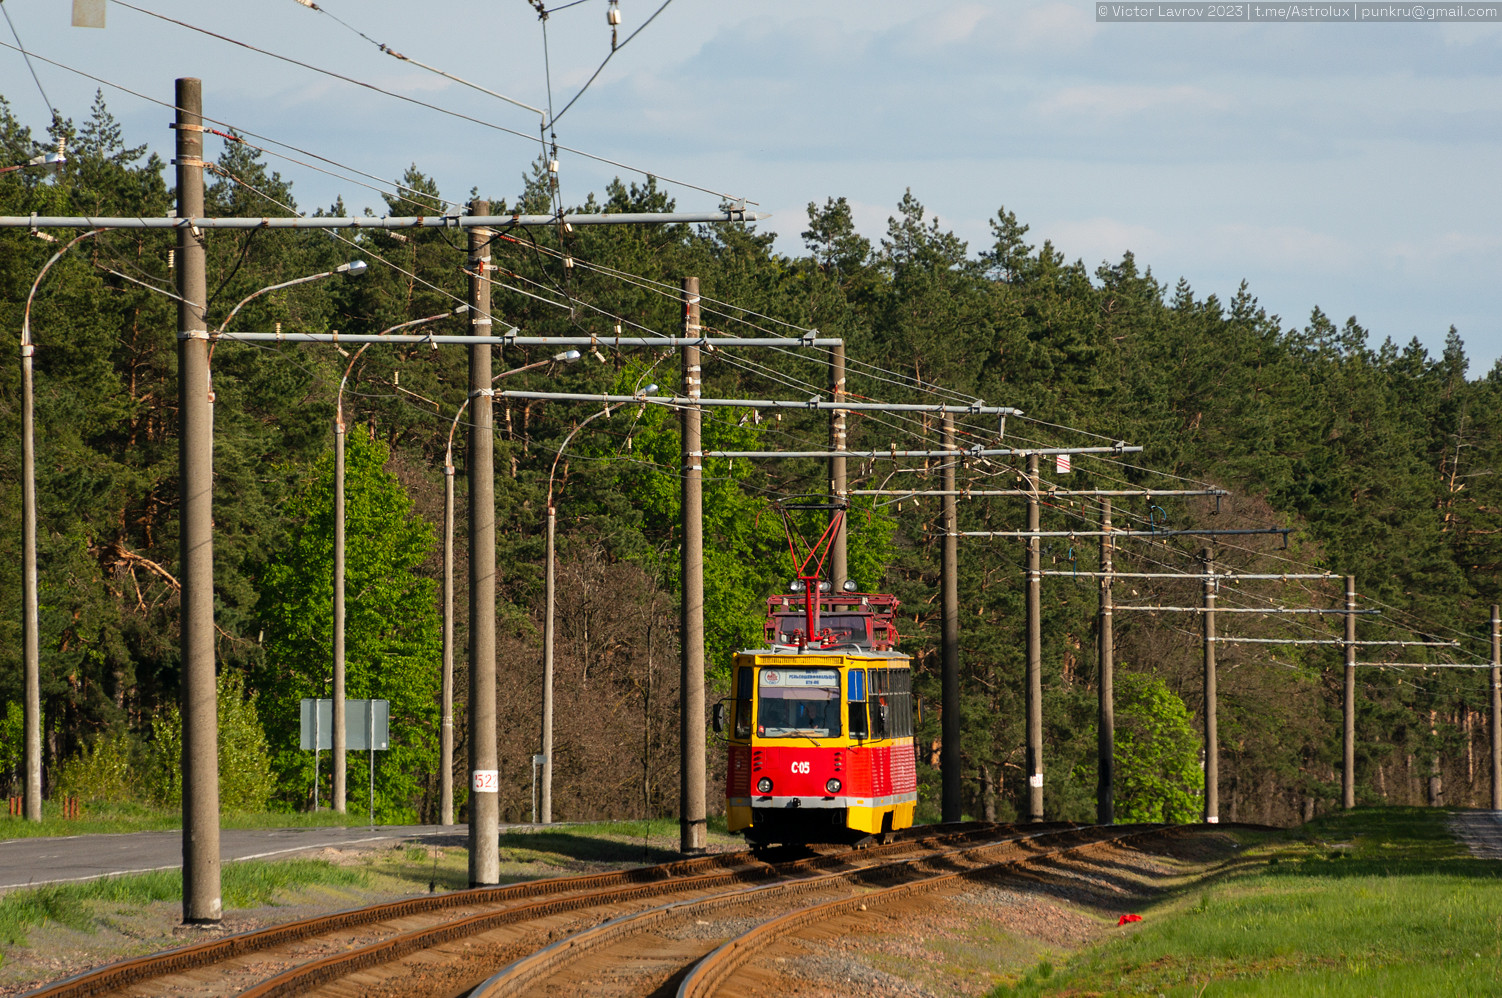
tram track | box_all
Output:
[465,822,1170,998]
[21,822,1005,998]
[674,822,1172,998]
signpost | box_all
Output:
[301,698,389,826]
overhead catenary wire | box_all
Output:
[1,0,56,121]
[100,1,743,205]
[547,0,677,129]
[288,0,548,117]
[21,46,1482,672]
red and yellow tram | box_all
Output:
[720,591,918,846]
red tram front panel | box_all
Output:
[725,649,918,843]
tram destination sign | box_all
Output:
[760,669,837,688]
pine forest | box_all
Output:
[3,96,1500,828]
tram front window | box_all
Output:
[773,613,871,648]
[757,667,840,738]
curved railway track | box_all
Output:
[468,822,1171,998]
[23,822,1006,998]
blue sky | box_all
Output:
[3,1,1500,372]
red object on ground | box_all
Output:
[1117,913,1143,925]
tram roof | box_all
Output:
[737,647,910,662]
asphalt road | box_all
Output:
[0,824,474,891]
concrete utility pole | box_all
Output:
[467,200,499,885]
[1025,454,1043,822]
[1202,548,1219,824]
[441,452,455,826]
[1097,499,1115,825]
[830,343,848,588]
[941,415,962,822]
[176,78,222,924]
[1491,605,1500,812]
[1343,575,1357,810]
[680,277,707,854]
[331,352,359,815]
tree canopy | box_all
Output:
[2,95,1498,825]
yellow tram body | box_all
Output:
[724,646,917,844]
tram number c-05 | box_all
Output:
[791,761,810,774]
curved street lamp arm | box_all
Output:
[547,405,615,511]
[336,342,371,432]
[378,304,468,338]
[444,395,476,474]
[23,229,106,349]
[213,260,366,335]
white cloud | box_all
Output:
[1202,223,1359,273]
[1045,216,1167,265]
[1037,83,1231,119]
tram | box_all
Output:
[717,501,919,846]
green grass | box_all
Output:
[497,816,739,866]
[988,808,1502,997]
[0,800,380,839]
[0,859,368,948]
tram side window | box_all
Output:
[870,668,890,739]
[734,667,753,739]
[847,668,868,739]
[891,667,913,739]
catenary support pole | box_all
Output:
[830,342,848,589]
[1025,453,1043,821]
[1202,548,1219,824]
[1492,604,1500,811]
[467,201,499,885]
[941,415,961,822]
[1343,575,1357,809]
[333,402,347,813]
[440,461,454,826]
[541,507,555,824]
[680,277,707,854]
[177,78,222,924]
[1097,499,1115,825]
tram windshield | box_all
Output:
[757,667,841,738]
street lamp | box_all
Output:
[539,382,657,824]
[327,302,466,816]
[332,304,469,821]
[441,349,581,825]
[21,250,364,823]
[214,259,367,336]
[18,228,105,821]
[209,260,367,813]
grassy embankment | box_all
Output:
[0,799,374,838]
[993,808,1502,997]
[0,816,730,960]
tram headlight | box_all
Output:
[756,777,773,794]
[825,778,842,794]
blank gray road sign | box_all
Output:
[300,698,389,750]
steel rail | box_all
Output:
[464,823,1081,997]
[676,823,1173,998]
[236,824,1014,998]
[23,847,761,998]
[193,823,1003,998]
